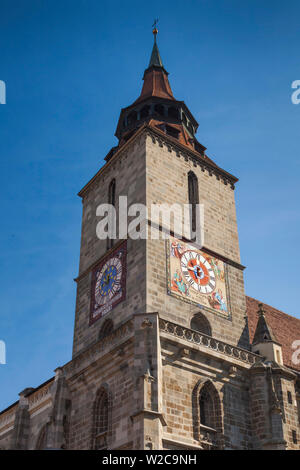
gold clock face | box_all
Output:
[168,237,229,316]
[180,250,216,294]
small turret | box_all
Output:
[252,303,283,365]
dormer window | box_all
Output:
[165,125,179,139]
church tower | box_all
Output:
[70,28,254,450]
[1,29,299,451]
[73,27,249,359]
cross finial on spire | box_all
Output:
[152,18,159,40]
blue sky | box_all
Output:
[0,0,299,410]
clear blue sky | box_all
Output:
[0,0,299,410]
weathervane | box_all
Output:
[152,18,159,38]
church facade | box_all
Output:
[1,31,300,451]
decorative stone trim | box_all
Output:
[64,319,134,377]
[28,381,53,412]
[159,319,261,366]
[145,126,238,189]
[0,409,16,436]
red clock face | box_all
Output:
[89,241,127,325]
[180,250,216,294]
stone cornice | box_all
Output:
[159,319,261,368]
[77,123,238,199]
[77,125,148,198]
[145,125,239,188]
[64,318,134,379]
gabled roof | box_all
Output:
[246,296,300,371]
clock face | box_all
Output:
[95,258,122,304]
[181,250,216,294]
[168,236,229,317]
[90,241,127,325]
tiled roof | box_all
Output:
[246,296,300,372]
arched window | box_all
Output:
[192,380,223,449]
[127,111,137,125]
[188,171,199,239]
[36,424,47,450]
[140,105,150,119]
[190,313,212,337]
[99,319,114,340]
[199,388,215,428]
[154,104,165,117]
[107,179,116,250]
[92,387,111,450]
[168,106,179,120]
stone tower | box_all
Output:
[1,30,300,451]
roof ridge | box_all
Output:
[246,295,300,322]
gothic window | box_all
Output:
[99,319,114,340]
[107,179,116,250]
[190,313,212,337]
[188,171,199,238]
[193,380,223,449]
[92,387,111,450]
[36,424,47,450]
[199,388,215,428]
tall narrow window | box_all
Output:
[199,388,215,429]
[193,380,223,449]
[188,171,199,240]
[93,388,109,450]
[107,179,116,250]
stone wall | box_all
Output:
[145,130,249,349]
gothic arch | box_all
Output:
[190,313,212,337]
[35,424,48,450]
[192,379,223,448]
[91,384,112,450]
[98,319,114,341]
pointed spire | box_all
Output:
[149,27,163,68]
[133,25,174,105]
[252,303,279,345]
